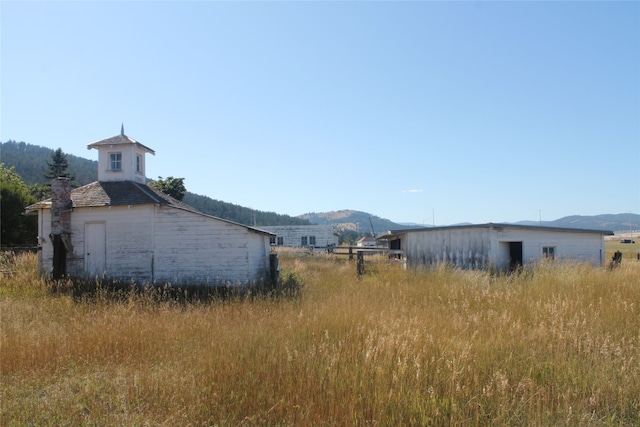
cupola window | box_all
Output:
[110,153,122,171]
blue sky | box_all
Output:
[2,1,638,225]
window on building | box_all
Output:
[277,237,284,246]
[301,236,308,246]
[136,154,142,173]
[269,236,276,245]
[110,153,122,171]
[543,246,555,260]
[309,236,316,246]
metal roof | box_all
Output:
[377,222,614,239]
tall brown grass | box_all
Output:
[1,251,639,425]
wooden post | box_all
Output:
[357,250,365,277]
[269,253,279,287]
[349,246,353,261]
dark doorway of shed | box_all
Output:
[509,242,523,271]
[389,238,402,259]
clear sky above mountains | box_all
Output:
[2,1,638,225]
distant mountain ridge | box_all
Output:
[300,211,640,234]
[515,213,639,233]
[297,210,417,234]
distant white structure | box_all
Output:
[260,225,339,248]
[356,236,377,247]
[378,223,613,272]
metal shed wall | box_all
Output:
[392,225,607,271]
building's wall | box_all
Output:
[404,227,492,269]
[261,225,338,247]
[400,226,606,271]
[494,228,605,267]
[152,206,271,286]
[96,145,147,183]
[36,209,52,276]
[357,238,377,247]
[36,205,154,279]
[36,205,272,286]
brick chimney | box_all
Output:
[50,178,72,278]
[51,178,72,234]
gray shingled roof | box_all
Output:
[87,134,155,154]
[26,181,194,210]
[74,181,185,207]
[24,181,274,236]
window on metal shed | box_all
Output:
[543,246,555,260]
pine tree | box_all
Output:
[44,148,76,181]
[149,176,186,201]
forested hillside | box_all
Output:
[1,140,310,228]
[183,193,310,227]
[1,140,98,185]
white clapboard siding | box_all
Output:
[152,206,270,286]
[36,204,271,285]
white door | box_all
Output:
[85,222,106,277]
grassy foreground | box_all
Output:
[1,251,639,426]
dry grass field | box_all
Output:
[1,245,639,426]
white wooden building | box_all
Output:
[357,236,377,247]
[377,223,613,272]
[26,128,275,287]
[260,225,339,248]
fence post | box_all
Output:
[357,250,365,277]
[269,253,279,287]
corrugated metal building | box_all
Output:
[377,223,613,272]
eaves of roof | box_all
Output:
[24,181,274,236]
[24,181,190,210]
[87,134,155,154]
[377,222,615,239]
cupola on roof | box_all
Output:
[87,124,155,154]
[87,125,154,183]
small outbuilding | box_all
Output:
[26,127,276,287]
[260,225,339,248]
[356,236,377,247]
[377,223,613,272]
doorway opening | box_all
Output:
[509,241,523,271]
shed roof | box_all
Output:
[377,223,614,240]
